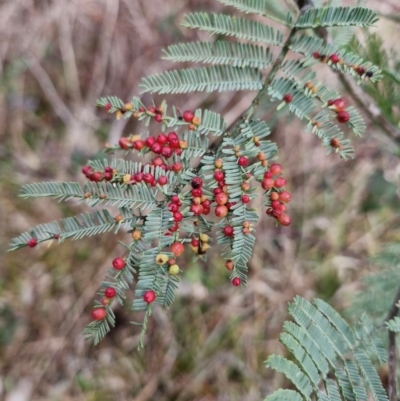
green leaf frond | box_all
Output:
[180,132,209,160]
[217,0,290,23]
[162,41,273,70]
[296,7,379,29]
[265,389,304,401]
[266,296,388,401]
[9,208,136,251]
[290,36,382,83]
[181,13,283,46]
[19,180,159,209]
[140,66,263,94]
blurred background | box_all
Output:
[0,0,400,400]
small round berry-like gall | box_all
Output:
[232,277,241,287]
[331,98,346,112]
[200,233,210,243]
[82,165,93,177]
[271,200,281,209]
[225,260,234,271]
[270,192,279,201]
[213,188,222,196]
[112,257,126,270]
[54,234,60,240]
[171,195,180,204]
[190,204,203,216]
[243,227,250,235]
[337,111,350,123]
[143,173,154,184]
[148,106,156,114]
[279,191,292,203]
[92,308,107,321]
[356,66,366,76]
[154,114,163,123]
[192,197,201,205]
[133,140,145,151]
[169,264,180,275]
[169,223,179,233]
[91,172,103,182]
[191,238,200,247]
[134,172,144,183]
[179,140,188,149]
[151,142,162,154]
[191,177,203,189]
[261,178,274,191]
[153,156,164,167]
[161,146,173,158]
[28,238,38,248]
[269,163,283,176]
[143,290,157,303]
[192,188,203,197]
[104,102,112,111]
[192,116,201,126]
[243,221,250,229]
[105,287,117,298]
[174,212,183,222]
[223,225,234,237]
[274,177,287,188]
[272,208,282,218]
[214,171,225,182]
[156,134,168,145]
[119,138,131,149]
[156,254,169,265]
[171,242,185,256]
[215,192,228,206]
[226,202,236,211]
[172,162,183,173]
[264,171,273,179]
[278,214,291,226]
[266,208,273,216]
[158,175,168,186]
[330,54,340,63]
[168,258,176,266]
[313,51,320,59]
[257,152,266,161]
[202,199,211,208]
[169,137,180,149]
[215,205,228,218]
[145,136,156,148]
[104,172,113,181]
[366,71,374,78]
[215,158,223,169]
[241,195,250,204]
[169,203,179,213]
[102,297,111,306]
[124,103,133,111]
[241,182,250,191]
[132,229,142,241]
[167,131,179,142]
[330,138,342,149]
[183,110,195,123]
[238,156,248,167]
[283,93,293,103]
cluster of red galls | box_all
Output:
[327,97,350,124]
[261,163,291,226]
[119,131,188,157]
[313,52,374,79]
[92,242,186,321]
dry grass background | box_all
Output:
[0,0,399,400]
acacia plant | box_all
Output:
[9,0,382,354]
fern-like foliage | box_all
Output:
[10,0,386,348]
[265,296,388,401]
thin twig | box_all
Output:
[385,284,400,401]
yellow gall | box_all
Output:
[257,152,266,161]
[188,124,196,131]
[123,174,132,184]
[200,243,211,252]
[84,192,91,199]
[200,233,210,243]
[215,158,223,169]
[261,160,269,167]
[192,116,201,126]
[131,229,142,241]
[190,244,199,254]
[124,103,133,111]
[156,254,169,265]
[116,110,123,120]
[169,264,180,275]
[179,140,188,149]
